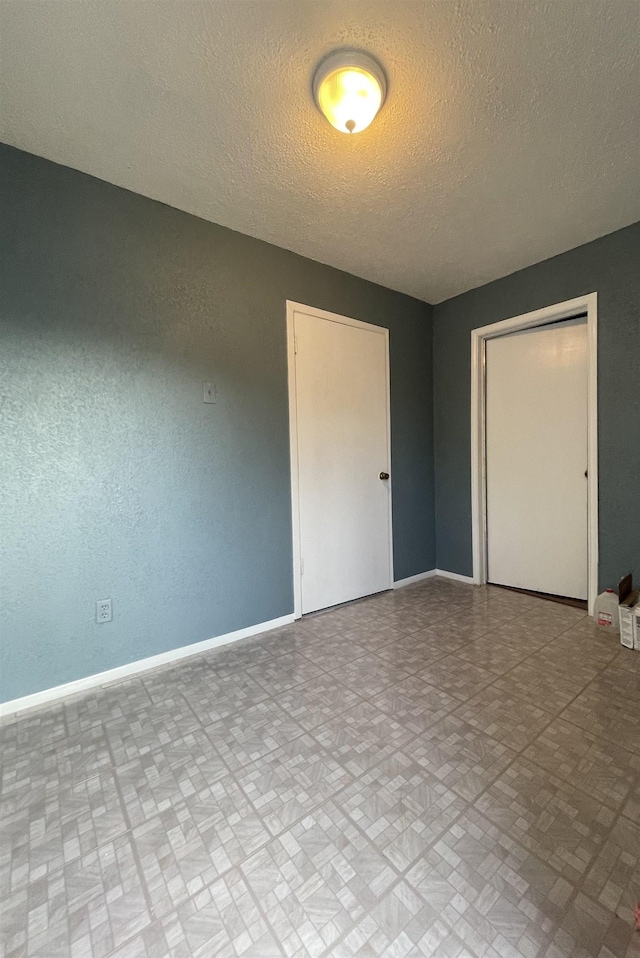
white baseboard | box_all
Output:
[393,569,477,589]
[393,569,437,589]
[435,568,476,584]
[0,613,295,721]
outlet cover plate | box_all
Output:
[96,598,112,623]
[203,382,216,404]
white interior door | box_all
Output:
[293,308,392,614]
[486,318,588,599]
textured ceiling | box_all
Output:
[1,1,639,303]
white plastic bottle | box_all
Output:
[594,588,620,633]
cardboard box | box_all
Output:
[620,602,638,649]
[618,573,639,650]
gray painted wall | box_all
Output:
[433,222,640,588]
[0,144,434,703]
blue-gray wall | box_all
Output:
[433,222,640,588]
[0,144,434,703]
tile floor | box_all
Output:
[1,577,639,958]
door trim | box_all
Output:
[470,293,598,613]
[286,301,393,619]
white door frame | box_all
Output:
[286,301,394,620]
[470,293,598,613]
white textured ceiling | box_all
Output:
[1,1,639,303]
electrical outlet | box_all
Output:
[203,382,216,404]
[96,598,112,623]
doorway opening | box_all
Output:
[471,293,598,614]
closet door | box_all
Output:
[486,318,588,599]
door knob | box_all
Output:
[379,472,389,480]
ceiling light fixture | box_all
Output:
[313,50,387,134]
